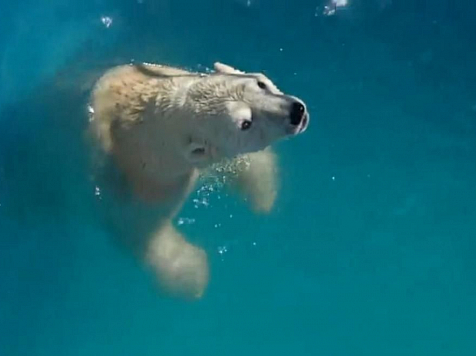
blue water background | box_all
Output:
[0,0,475,354]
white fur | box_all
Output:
[89,61,308,299]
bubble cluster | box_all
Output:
[316,0,349,17]
[94,186,102,200]
[192,155,252,210]
[177,217,196,226]
[100,16,113,28]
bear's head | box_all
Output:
[186,63,309,164]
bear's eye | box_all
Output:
[241,120,252,131]
[257,81,267,90]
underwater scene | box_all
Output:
[0,0,475,355]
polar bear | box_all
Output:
[89,61,309,300]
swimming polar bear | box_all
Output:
[89,61,309,300]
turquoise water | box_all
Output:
[1,0,475,354]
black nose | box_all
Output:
[289,101,305,126]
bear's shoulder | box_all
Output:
[90,62,191,152]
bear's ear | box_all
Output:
[226,101,252,128]
[214,62,244,75]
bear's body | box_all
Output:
[89,61,309,299]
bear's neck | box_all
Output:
[180,76,238,116]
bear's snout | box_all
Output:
[289,101,305,125]
[288,100,309,133]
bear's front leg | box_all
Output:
[230,147,279,214]
[145,221,209,300]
